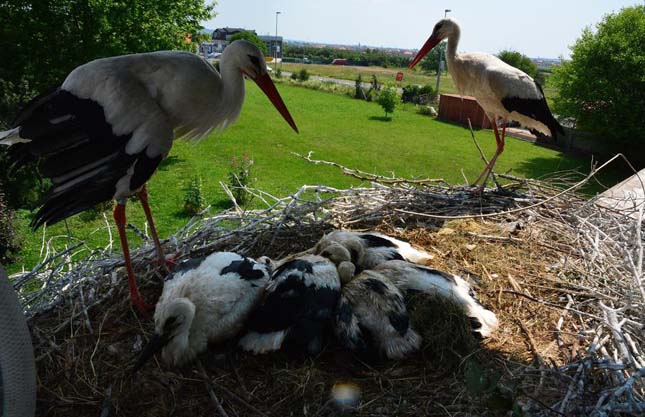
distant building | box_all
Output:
[259,35,283,59]
[210,27,251,53]
[199,28,283,60]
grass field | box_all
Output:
[8,81,614,273]
[279,62,558,102]
[280,62,459,93]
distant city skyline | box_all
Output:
[202,0,641,59]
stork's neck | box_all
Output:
[218,58,245,118]
[445,25,461,65]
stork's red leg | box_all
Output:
[137,184,172,268]
[113,202,152,314]
[472,121,506,189]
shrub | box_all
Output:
[183,177,205,216]
[0,190,21,264]
[376,88,397,119]
[401,84,436,104]
[227,154,254,206]
[275,68,282,78]
[290,72,298,80]
[370,74,381,92]
[354,74,366,99]
[298,68,310,82]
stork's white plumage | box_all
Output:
[374,260,499,338]
[133,252,270,370]
[239,255,341,356]
[314,230,433,274]
[409,19,564,188]
[0,40,297,313]
[336,270,421,360]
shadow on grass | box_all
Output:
[369,116,392,122]
[158,155,184,171]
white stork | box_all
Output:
[336,269,421,360]
[133,252,270,370]
[314,230,433,274]
[0,40,298,313]
[409,19,564,188]
[374,260,499,338]
[238,255,341,356]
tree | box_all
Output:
[0,0,216,207]
[377,89,397,119]
[551,5,645,150]
[228,31,268,55]
[497,50,539,78]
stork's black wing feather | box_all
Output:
[8,88,162,228]
[501,81,565,139]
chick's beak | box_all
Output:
[253,73,299,133]
[133,332,171,373]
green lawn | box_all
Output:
[281,62,459,93]
[8,81,613,273]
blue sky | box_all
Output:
[202,0,641,58]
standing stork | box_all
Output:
[0,40,298,313]
[408,19,564,188]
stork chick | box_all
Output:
[336,270,421,360]
[374,260,499,338]
[134,252,270,370]
[314,230,433,273]
[239,255,341,356]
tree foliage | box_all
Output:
[419,42,447,74]
[0,0,216,103]
[497,50,538,78]
[551,5,645,148]
[228,31,268,55]
[0,0,216,207]
[283,44,411,67]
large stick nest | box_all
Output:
[13,157,644,417]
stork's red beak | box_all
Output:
[254,73,299,133]
[408,35,441,69]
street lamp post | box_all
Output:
[435,9,451,95]
[275,11,281,72]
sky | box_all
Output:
[202,0,642,58]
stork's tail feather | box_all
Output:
[535,82,565,139]
[449,275,499,338]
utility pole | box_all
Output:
[436,9,451,95]
[275,11,281,72]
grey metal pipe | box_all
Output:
[0,265,36,417]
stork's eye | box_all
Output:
[247,54,262,71]
[164,316,179,332]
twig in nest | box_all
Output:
[294,151,447,186]
[196,359,230,417]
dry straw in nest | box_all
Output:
[11,153,644,416]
